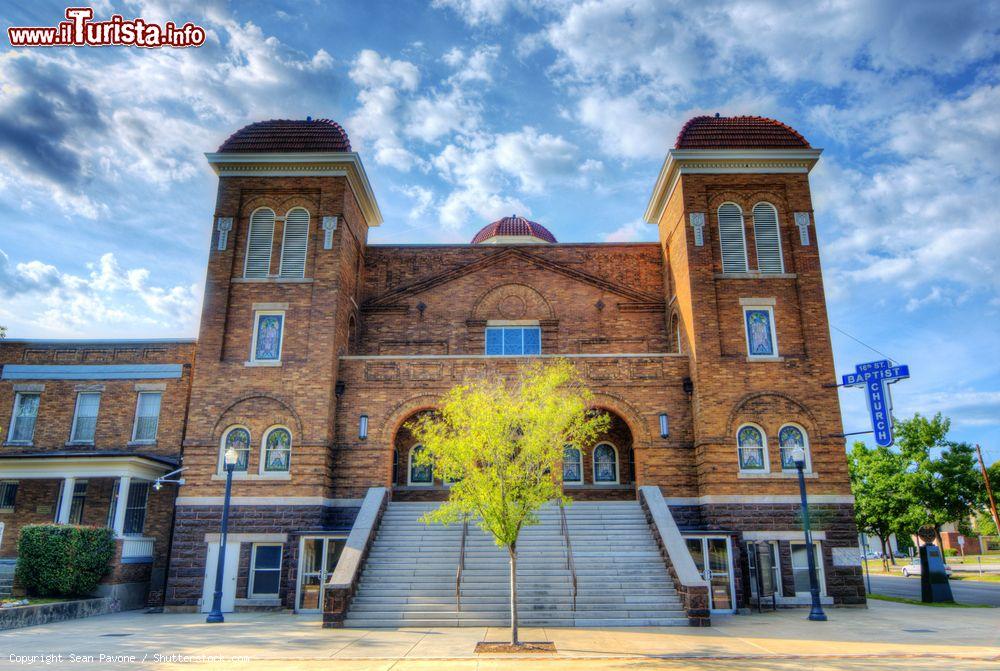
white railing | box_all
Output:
[120,536,155,562]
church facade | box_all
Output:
[0,115,864,621]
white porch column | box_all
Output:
[56,477,76,524]
[111,476,131,538]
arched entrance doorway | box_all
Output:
[562,410,636,500]
[391,409,448,501]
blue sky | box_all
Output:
[0,1,998,458]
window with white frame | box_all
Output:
[0,481,18,512]
[752,203,784,273]
[593,443,619,484]
[743,306,778,358]
[485,326,541,356]
[408,445,433,485]
[123,482,149,535]
[779,424,810,471]
[220,426,251,472]
[244,208,275,278]
[279,208,310,278]
[262,427,292,473]
[251,311,285,363]
[132,392,162,443]
[562,445,582,484]
[791,542,825,595]
[737,424,768,472]
[249,543,283,597]
[70,392,101,443]
[8,392,40,443]
[718,203,748,273]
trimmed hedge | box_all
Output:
[15,525,115,597]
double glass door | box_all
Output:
[685,536,735,612]
[296,536,346,612]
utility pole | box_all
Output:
[977,445,1000,539]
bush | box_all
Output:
[15,525,115,597]
[942,548,958,557]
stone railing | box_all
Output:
[638,485,711,626]
[322,487,388,628]
[119,536,155,564]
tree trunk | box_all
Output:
[508,542,519,646]
[879,536,889,572]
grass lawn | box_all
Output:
[948,573,1000,583]
[867,593,994,608]
[0,597,68,607]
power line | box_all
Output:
[831,324,898,365]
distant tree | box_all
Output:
[896,413,983,547]
[848,441,917,567]
[0,325,6,339]
[408,360,608,646]
[973,510,998,536]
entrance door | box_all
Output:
[296,536,346,612]
[200,541,239,613]
[685,536,735,613]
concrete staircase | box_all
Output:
[344,500,686,628]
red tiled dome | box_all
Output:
[217,118,352,153]
[675,115,810,149]
[471,215,557,244]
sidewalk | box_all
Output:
[0,600,997,670]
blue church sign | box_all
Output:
[842,360,910,447]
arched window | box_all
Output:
[718,203,748,273]
[562,445,582,484]
[669,312,682,354]
[593,443,619,484]
[779,424,809,471]
[408,445,433,486]
[737,424,767,472]
[279,208,310,278]
[262,427,292,473]
[752,203,783,273]
[220,426,250,472]
[244,208,275,278]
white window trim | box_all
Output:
[260,426,292,476]
[250,310,285,364]
[747,539,784,598]
[248,543,283,598]
[278,207,310,278]
[219,425,252,475]
[718,202,749,273]
[69,392,101,445]
[592,442,620,485]
[743,305,779,359]
[737,423,770,474]
[7,392,40,444]
[563,446,583,485]
[790,540,826,597]
[243,207,275,279]
[130,391,162,444]
[484,325,543,357]
[778,423,811,473]
[407,445,433,486]
[752,202,785,274]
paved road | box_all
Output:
[869,574,1000,606]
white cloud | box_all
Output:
[603,219,656,243]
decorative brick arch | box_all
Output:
[590,392,652,446]
[725,391,819,438]
[211,393,305,439]
[707,191,751,212]
[745,190,789,213]
[378,394,441,445]
[472,283,555,321]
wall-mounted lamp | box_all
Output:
[659,413,669,439]
[682,377,694,395]
[335,381,346,397]
[359,414,369,440]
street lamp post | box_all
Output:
[206,447,238,623]
[792,446,827,622]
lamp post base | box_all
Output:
[807,610,828,621]
[205,610,225,623]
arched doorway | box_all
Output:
[391,410,447,501]
[562,410,636,500]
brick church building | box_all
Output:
[0,115,864,625]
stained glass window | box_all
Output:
[737,425,766,471]
[563,446,582,483]
[264,428,291,472]
[484,327,541,355]
[254,313,284,361]
[779,425,807,470]
[409,445,433,485]
[744,309,775,357]
[224,427,250,471]
[593,444,618,483]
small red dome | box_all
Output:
[675,115,809,149]
[472,215,556,244]
[217,118,352,153]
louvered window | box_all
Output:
[718,203,748,273]
[244,208,275,278]
[279,208,310,278]
[753,203,784,273]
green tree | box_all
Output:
[408,360,609,646]
[848,441,917,567]
[896,413,983,547]
[973,510,998,536]
[0,325,6,339]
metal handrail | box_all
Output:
[456,517,468,611]
[559,502,578,611]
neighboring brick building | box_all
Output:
[1,114,865,619]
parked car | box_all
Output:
[901,558,953,578]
